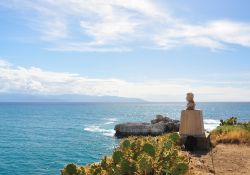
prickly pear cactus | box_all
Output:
[165,140,173,150]
[120,159,136,175]
[169,132,179,142]
[122,139,130,148]
[78,167,86,175]
[64,163,77,175]
[100,156,108,170]
[138,157,152,174]
[112,150,123,164]
[173,163,189,175]
[61,132,188,175]
[143,143,155,157]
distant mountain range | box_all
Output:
[0,93,146,102]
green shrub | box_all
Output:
[64,163,78,175]
[210,118,250,146]
[62,133,188,175]
[112,150,123,164]
[238,121,250,131]
[220,117,237,126]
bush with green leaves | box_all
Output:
[61,133,188,175]
[220,117,237,126]
[210,117,250,146]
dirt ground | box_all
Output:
[186,144,250,175]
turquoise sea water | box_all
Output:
[0,102,250,175]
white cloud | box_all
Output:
[154,20,250,50]
[40,18,68,40]
[47,42,131,52]
[2,0,250,51]
[0,59,12,67]
[0,59,250,101]
[1,0,166,51]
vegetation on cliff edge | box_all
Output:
[210,117,250,146]
[61,133,188,175]
[62,117,250,175]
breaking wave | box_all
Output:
[204,119,220,131]
[84,125,115,137]
[104,117,118,125]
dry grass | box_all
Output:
[209,125,250,146]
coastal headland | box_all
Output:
[62,116,250,175]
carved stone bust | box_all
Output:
[186,92,195,110]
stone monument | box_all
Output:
[179,93,209,150]
[186,92,195,110]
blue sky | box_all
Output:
[0,0,250,101]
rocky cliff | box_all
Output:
[114,115,180,138]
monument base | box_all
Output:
[179,110,209,150]
[179,134,210,150]
[179,110,205,136]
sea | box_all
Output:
[0,102,250,175]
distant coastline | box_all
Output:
[0,93,146,103]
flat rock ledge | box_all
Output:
[114,115,180,138]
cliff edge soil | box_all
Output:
[186,144,250,175]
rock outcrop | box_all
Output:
[114,115,180,138]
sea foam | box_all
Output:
[103,118,118,125]
[84,125,115,137]
[204,119,220,131]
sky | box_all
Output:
[0,0,250,102]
